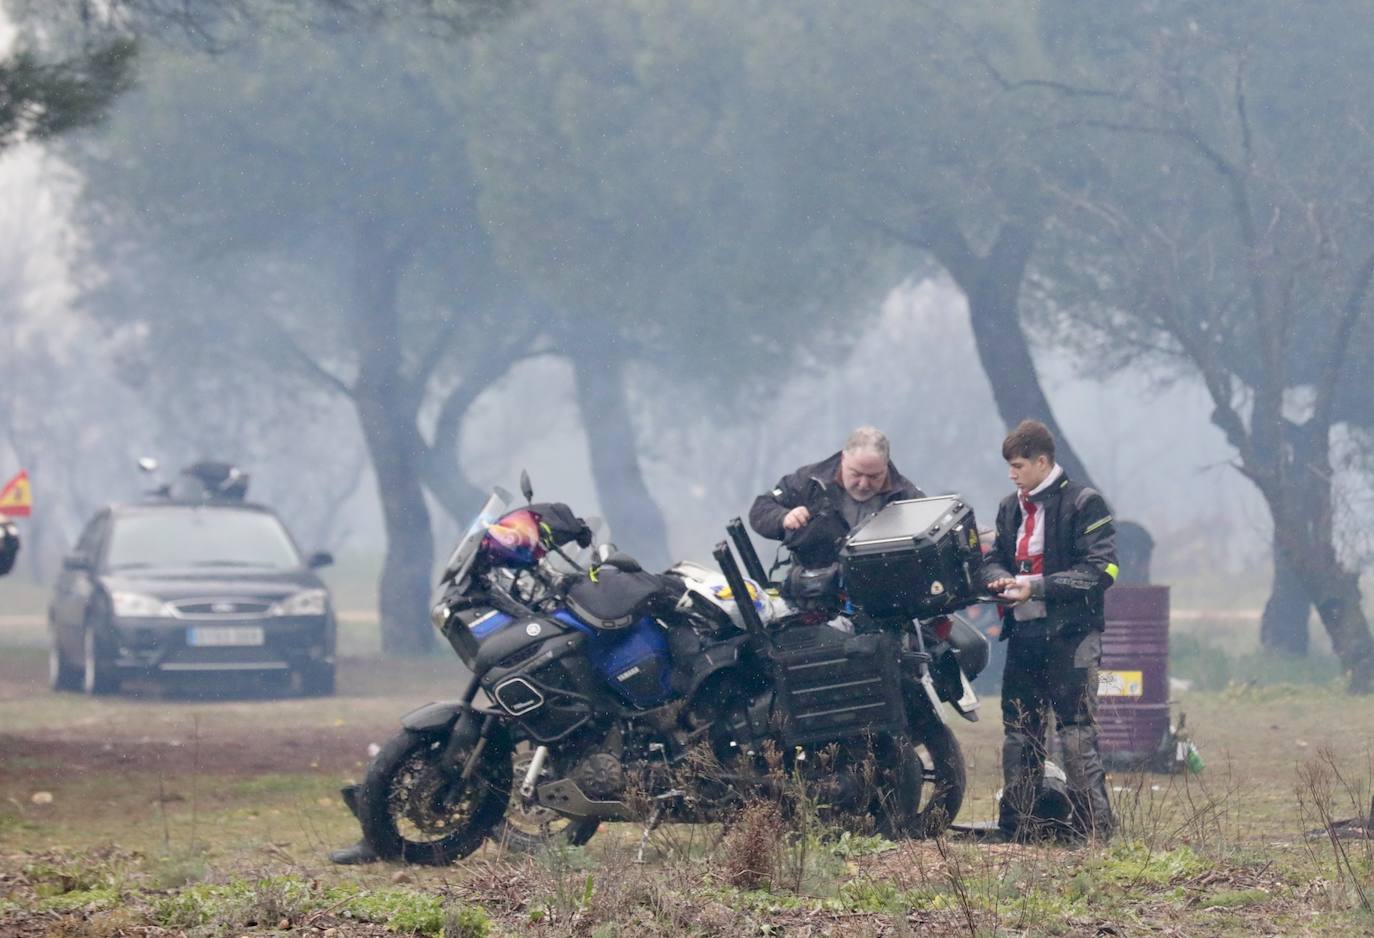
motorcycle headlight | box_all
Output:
[431,602,450,631]
[270,588,329,617]
[111,591,174,618]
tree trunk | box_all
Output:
[926,215,1097,488]
[1266,419,1374,691]
[358,399,436,655]
[1260,539,1311,656]
[565,334,670,571]
[349,220,435,655]
[420,345,538,526]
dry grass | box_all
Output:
[3,647,1374,935]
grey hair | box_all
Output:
[843,426,890,461]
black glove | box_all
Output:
[783,511,849,567]
[531,502,593,549]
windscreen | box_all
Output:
[105,507,301,571]
[441,489,513,584]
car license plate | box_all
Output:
[187,626,265,647]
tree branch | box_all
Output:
[257,314,354,398]
[1315,248,1374,428]
[850,208,978,286]
[409,310,465,394]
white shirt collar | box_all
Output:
[1023,463,1064,501]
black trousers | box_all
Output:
[998,628,1114,839]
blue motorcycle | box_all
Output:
[355,475,984,864]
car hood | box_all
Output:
[99,568,325,602]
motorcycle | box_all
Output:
[354,474,987,865]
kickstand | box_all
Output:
[636,789,684,864]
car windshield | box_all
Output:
[104,507,301,571]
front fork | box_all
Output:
[903,623,948,726]
[520,745,550,799]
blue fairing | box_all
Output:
[554,609,675,708]
[469,610,513,638]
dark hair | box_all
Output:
[1002,420,1055,462]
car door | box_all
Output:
[51,511,108,660]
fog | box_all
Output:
[2,1,1371,671]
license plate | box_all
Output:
[1098,669,1144,698]
[187,626,265,647]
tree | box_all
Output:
[0,38,135,151]
[459,0,893,566]
[67,19,530,653]
[732,1,1104,487]
[1035,1,1374,689]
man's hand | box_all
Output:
[985,576,1017,595]
[782,506,812,531]
[995,579,1033,604]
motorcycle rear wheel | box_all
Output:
[359,729,512,865]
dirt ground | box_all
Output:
[2,643,1373,936]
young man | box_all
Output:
[983,420,1118,841]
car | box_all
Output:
[48,462,337,696]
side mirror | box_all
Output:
[307,551,334,569]
[62,554,92,573]
[519,469,534,504]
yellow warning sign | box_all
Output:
[0,471,30,518]
[1098,669,1143,697]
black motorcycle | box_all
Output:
[354,475,988,864]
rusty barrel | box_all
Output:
[1097,585,1171,767]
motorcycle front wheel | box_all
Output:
[359,729,512,865]
[909,721,966,837]
[492,745,600,854]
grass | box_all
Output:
[3,644,1374,935]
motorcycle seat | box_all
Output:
[566,566,671,630]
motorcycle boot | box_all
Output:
[1059,720,1114,841]
[328,783,381,865]
[328,840,380,865]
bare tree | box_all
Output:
[1038,7,1374,689]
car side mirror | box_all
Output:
[307,551,334,569]
[62,554,92,572]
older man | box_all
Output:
[749,427,925,567]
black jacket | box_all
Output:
[748,451,925,542]
[981,472,1118,637]
[0,521,18,577]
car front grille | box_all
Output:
[170,598,273,619]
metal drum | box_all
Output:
[1097,585,1170,767]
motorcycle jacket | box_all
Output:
[748,451,924,543]
[982,472,1118,639]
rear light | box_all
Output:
[931,617,953,641]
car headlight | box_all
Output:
[111,591,174,618]
[270,588,329,617]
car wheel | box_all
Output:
[49,634,81,692]
[82,625,120,696]
[297,662,336,697]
